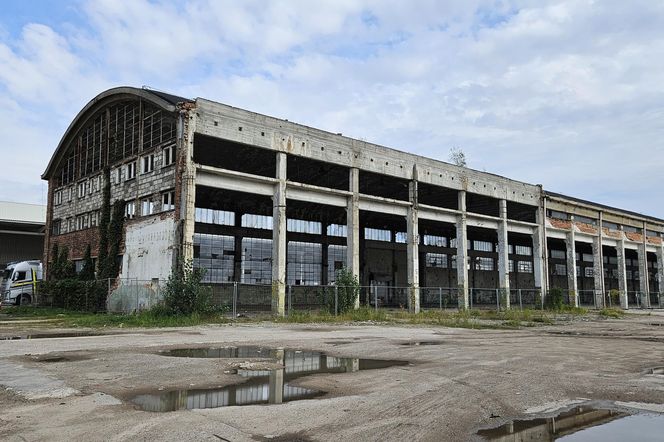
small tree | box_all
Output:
[449,147,467,167]
[547,287,566,310]
[58,246,76,279]
[162,259,212,315]
[334,267,360,314]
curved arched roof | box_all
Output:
[42,86,191,180]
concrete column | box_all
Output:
[592,236,604,308]
[497,199,510,309]
[346,167,360,309]
[180,109,197,263]
[637,243,650,308]
[565,216,578,307]
[616,229,629,309]
[456,190,469,309]
[656,245,664,300]
[271,152,287,316]
[406,171,420,313]
[534,198,547,304]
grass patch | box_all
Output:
[598,307,625,319]
[0,306,229,328]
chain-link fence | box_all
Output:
[41,277,662,315]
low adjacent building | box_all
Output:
[0,201,45,269]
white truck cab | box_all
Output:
[1,260,43,306]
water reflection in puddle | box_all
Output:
[477,405,664,441]
[1,332,108,340]
[133,347,407,412]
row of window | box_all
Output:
[425,253,534,273]
[125,191,175,219]
[51,210,101,235]
[551,264,646,280]
[53,146,175,206]
[548,210,664,237]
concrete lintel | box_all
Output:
[196,169,274,196]
[358,198,408,216]
[546,230,567,240]
[286,186,347,208]
[506,224,535,235]
[418,207,457,225]
[467,217,499,230]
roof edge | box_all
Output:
[42,86,191,180]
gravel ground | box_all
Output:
[0,313,663,441]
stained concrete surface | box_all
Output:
[0,314,663,441]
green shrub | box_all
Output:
[38,279,106,311]
[547,287,566,310]
[327,267,359,314]
[162,260,212,315]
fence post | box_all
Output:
[439,287,442,310]
[496,289,500,311]
[107,278,111,312]
[233,282,238,317]
[518,290,523,311]
[374,288,378,313]
[335,286,339,316]
[469,288,473,309]
[287,285,292,315]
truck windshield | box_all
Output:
[2,269,11,280]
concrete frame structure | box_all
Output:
[42,87,664,313]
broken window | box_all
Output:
[141,154,154,174]
[125,201,136,219]
[475,257,494,271]
[126,161,136,180]
[162,145,175,167]
[514,245,532,256]
[193,233,235,283]
[194,207,234,225]
[241,238,272,284]
[517,261,533,273]
[162,191,175,211]
[326,224,347,237]
[365,228,391,242]
[425,253,447,268]
[287,241,321,286]
[423,235,446,247]
[141,199,154,216]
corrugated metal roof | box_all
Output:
[0,201,46,225]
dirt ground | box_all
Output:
[1,312,663,441]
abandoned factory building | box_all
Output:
[42,86,664,313]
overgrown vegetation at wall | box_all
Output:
[159,260,214,315]
[318,268,360,314]
[39,170,125,312]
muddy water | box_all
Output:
[477,405,664,441]
[131,346,407,412]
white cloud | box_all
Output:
[0,0,663,219]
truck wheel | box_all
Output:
[18,294,31,306]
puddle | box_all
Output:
[477,405,664,441]
[133,347,407,412]
[400,341,444,346]
[1,331,110,340]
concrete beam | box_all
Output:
[286,184,348,208]
[457,191,469,309]
[196,166,274,196]
[358,197,409,216]
[406,174,420,313]
[347,167,360,309]
[272,152,287,316]
[566,216,579,307]
[497,199,510,309]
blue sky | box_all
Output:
[1,0,663,218]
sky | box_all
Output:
[0,0,663,218]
